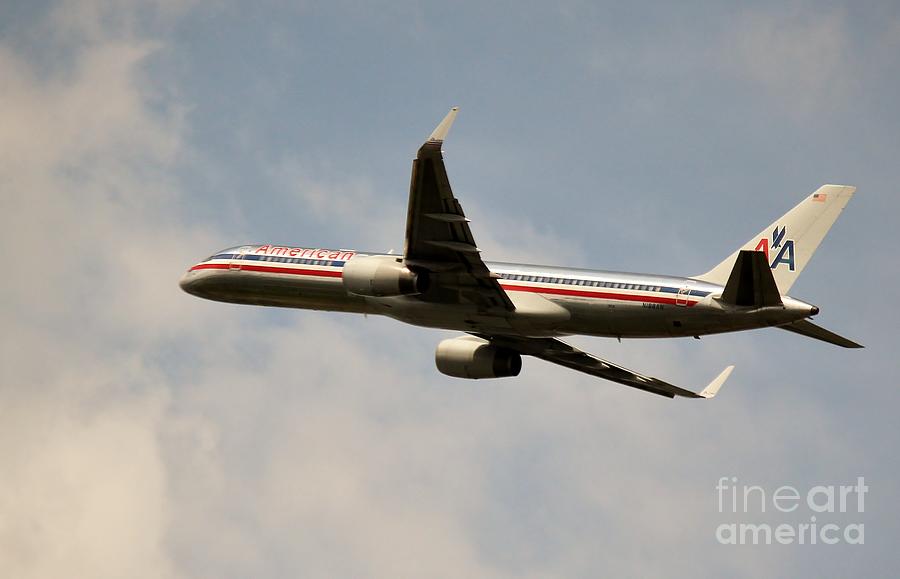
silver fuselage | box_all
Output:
[179,244,817,339]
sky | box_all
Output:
[1,0,898,577]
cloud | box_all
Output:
[0,350,175,579]
[0,3,203,578]
[1,2,892,578]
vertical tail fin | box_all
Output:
[695,184,856,293]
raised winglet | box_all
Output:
[698,365,735,399]
[428,107,459,143]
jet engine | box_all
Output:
[435,336,522,379]
[342,255,425,297]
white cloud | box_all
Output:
[1,2,889,578]
[0,354,175,579]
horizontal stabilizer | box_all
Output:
[720,250,783,307]
[778,319,863,348]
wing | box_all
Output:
[480,334,734,399]
[403,108,514,312]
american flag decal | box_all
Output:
[812,193,827,202]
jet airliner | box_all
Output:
[180,108,861,399]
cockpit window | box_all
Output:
[206,251,237,261]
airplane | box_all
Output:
[180,107,861,399]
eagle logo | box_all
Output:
[755,225,795,271]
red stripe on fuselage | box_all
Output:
[188,263,696,306]
[189,262,342,278]
[498,283,697,306]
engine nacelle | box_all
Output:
[435,336,522,379]
[342,255,425,297]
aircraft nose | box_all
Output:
[810,305,820,316]
[179,270,198,294]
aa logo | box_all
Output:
[755,226,795,271]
